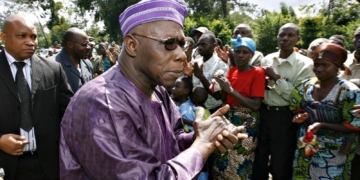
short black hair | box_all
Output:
[234,24,252,37]
[329,35,345,47]
[62,31,73,46]
[216,38,223,49]
[181,76,193,96]
[191,87,208,106]
[201,31,216,44]
[280,23,300,35]
[98,42,108,49]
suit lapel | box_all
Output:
[31,55,43,101]
[0,51,20,102]
[60,50,81,78]
[80,60,89,79]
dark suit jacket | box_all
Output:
[53,49,93,93]
[0,50,73,180]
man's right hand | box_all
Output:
[262,65,281,81]
[215,46,229,63]
[182,58,193,77]
[0,134,29,156]
[191,105,247,159]
[192,62,204,79]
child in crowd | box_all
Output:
[191,87,211,120]
[171,76,195,132]
[191,87,211,180]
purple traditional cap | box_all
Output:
[119,0,188,37]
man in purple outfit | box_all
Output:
[59,0,246,179]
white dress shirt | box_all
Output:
[192,53,228,110]
[5,49,37,152]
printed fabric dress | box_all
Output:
[290,77,360,180]
[212,67,265,180]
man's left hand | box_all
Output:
[209,105,247,153]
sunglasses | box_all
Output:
[70,41,91,47]
[132,34,185,51]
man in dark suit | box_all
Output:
[53,28,93,93]
[0,14,73,180]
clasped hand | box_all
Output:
[262,65,281,81]
[213,74,232,94]
[192,105,247,157]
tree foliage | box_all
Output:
[76,0,139,43]
[1,0,359,54]
[187,0,257,19]
[0,0,52,47]
[298,0,360,51]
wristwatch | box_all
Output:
[0,168,4,178]
[275,78,282,85]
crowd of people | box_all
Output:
[0,0,360,180]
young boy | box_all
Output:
[191,87,211,180]
[191,87,211,120]
[171,76,195,132]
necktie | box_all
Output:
[14,62,33,132]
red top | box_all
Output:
[226,67,265,105]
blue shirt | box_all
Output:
[179,100,196,131]
[103,57,111,72]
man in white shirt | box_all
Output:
[252,23,314,180]
[192,31,228,112]
[191,26,208,61]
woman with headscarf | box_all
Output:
[290,43,360,179]
[212,35,265,179]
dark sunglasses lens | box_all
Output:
[164,38,177,50]
[179,41,186,50]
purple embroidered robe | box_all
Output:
[60,66,204,179]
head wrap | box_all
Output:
[313,43,347,69]
[230,35,256,53]
[119,0,187,37]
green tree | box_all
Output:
[48,17,70,46]
[187,0,257,19]
[184,15,233,47]
[44,0,63,30]
[0,0,51,47]
[298,17,322,49]
[298,0,360,50]
[86,25,108,43]
[76,0,140,43]
[253,3,298,55]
